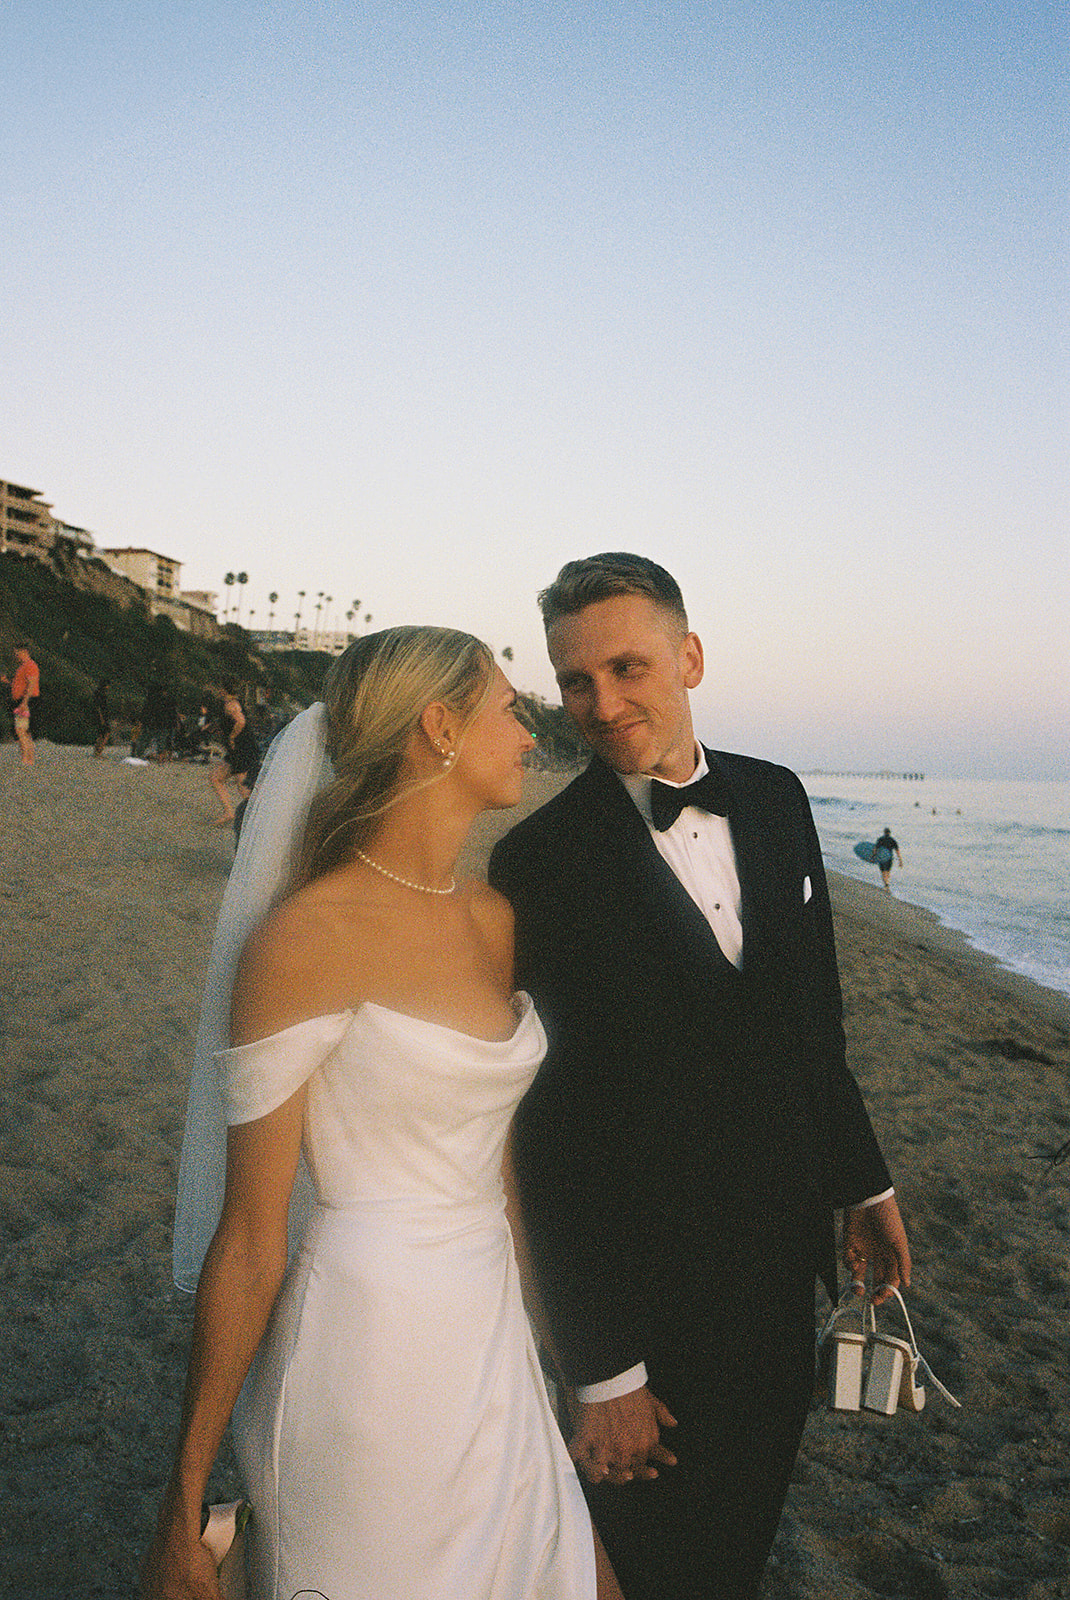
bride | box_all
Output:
[142,626,623,1600]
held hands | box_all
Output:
[566,1384,678,1486]
[140,1516,224,1600]
[843,1194,912,1307]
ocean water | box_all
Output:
[801,776,1070,1004]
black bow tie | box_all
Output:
[649,770,731,831]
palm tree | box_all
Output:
[268,591,278,628]
[223,572,235,619]
[236,571,249,626]
[502,646,514,663]
[294,590,306,633]
[314,592,324,644]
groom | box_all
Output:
[489,554,910,1600]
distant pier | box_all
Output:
[802,770,926,781]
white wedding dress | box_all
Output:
[217,991,595,1600]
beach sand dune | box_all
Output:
[1,748,1067,1598]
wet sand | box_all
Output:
[1,746,1068,1598]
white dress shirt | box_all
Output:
[572,749,891,1406]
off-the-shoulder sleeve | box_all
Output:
[214,1011,352,1126]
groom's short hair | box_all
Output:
[538,553,689,636]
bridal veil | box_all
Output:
[173,702,333,1293]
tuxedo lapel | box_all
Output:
[707,747,782,973]
[577,757,742,978]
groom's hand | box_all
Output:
[567,1385,678,1485]
[843,1194,912,1306]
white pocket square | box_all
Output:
[803,875,812,904]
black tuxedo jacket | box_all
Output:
[489,748,891,1387]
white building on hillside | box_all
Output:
[102,546,181,598]
[294,627,351,656]
[1,480,57,557]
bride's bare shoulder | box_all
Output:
[231,877,374,1044]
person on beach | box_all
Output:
[157,685,179,761]
[146,628,621,1600]
[489,554,911,1600]
[207,683,260,826]
[2,643,40,766]
[875,826,903,889]
[91,678,112,758]
[192,703,212,762]
[133,678,166,759]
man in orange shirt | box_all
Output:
[4,643,40,765]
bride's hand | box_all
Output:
[140,1522,223,1600]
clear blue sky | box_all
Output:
[3,1,1066,777]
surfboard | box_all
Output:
[854,841,877,863]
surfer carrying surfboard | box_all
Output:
[874,827,903,889]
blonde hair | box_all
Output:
[294,626,493,887]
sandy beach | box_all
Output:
[2,744,1068,1599]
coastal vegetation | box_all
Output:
[0,551,586,764]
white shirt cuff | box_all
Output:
[852,1187,895,1209]
[574,1362,648,1404]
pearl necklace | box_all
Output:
[355,848,456,897]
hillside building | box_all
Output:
[1,480,58,557]
[102,546,181,599]
[180,588,219,615]
[293,626,351,656]
[2,475,224,641]
[249,628,297,652]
